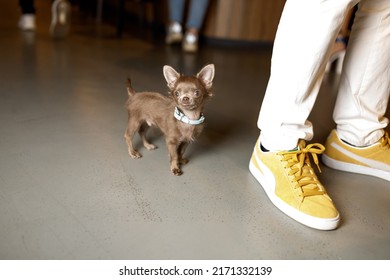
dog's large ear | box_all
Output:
[163,65,180,89]
[197,64,215,90]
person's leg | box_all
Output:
[166,0,186,44]
[257,0,358,151]
[250,0,358,230]
[333,0,390,146]
[168,0,186,24]
[18,0,36,31]
[325,7,356,74]
[186,0,209,30]
[182,0,209,52]
[19,0,36,14]
[50,0,71,39]
[323,0,390,181]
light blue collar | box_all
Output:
[174,107,205,125]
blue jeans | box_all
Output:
[168,0,210,30]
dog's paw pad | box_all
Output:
[172,168,183,176]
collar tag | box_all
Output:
[174,107,205,125]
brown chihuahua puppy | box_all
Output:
[124,64,215,176]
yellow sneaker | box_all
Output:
[322,129,390,181]
[249,138,340,230]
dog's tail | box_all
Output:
[126,78,136,97]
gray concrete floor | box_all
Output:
[1,1,389,260]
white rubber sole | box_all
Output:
[322,154,390,182]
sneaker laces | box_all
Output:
[277,143,326,199]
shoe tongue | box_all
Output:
[297,140,307,150]
[290,142,312,176]
[289,147,299,152]
[288,141,302,152]
[287,141,325,194]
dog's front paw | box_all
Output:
[144,143,157,150]
[171,168,183,176]
[129,150,142,159]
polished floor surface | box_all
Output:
[1,1,389,260]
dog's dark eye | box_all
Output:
[194,90,200,96]
[175,91,179,97]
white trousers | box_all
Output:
[258,0,390,150]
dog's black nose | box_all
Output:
[182,97,190,103]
